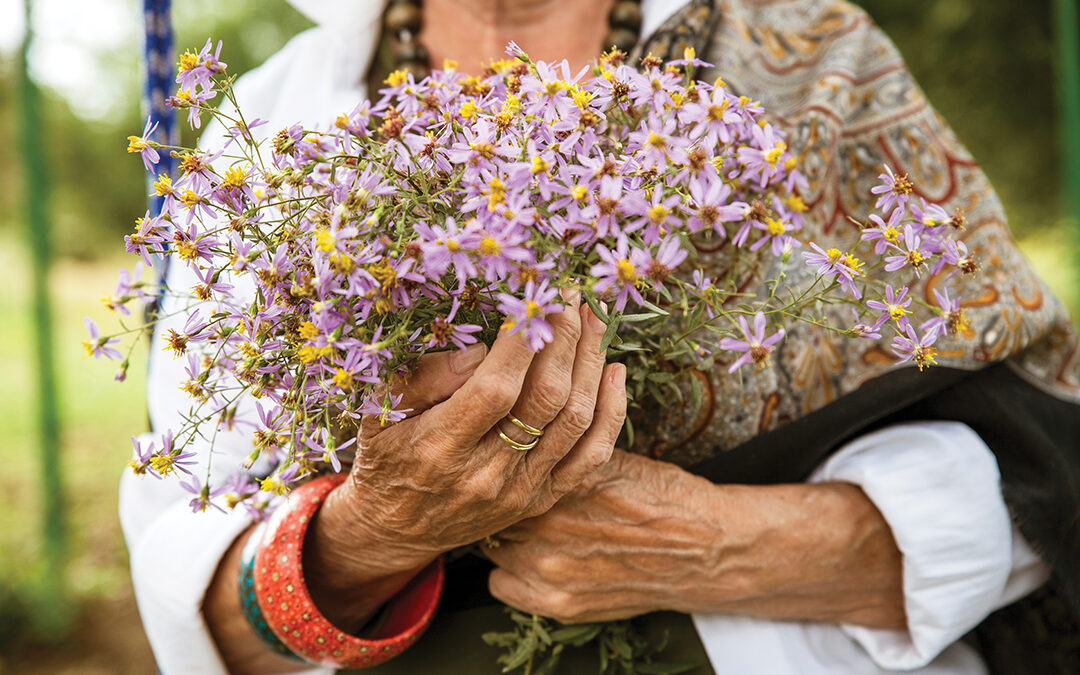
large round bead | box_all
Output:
[384,2,422,35]
[603,28,639,54]
[609,1,643,31]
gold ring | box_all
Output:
[498,430,540,452]
[506,412,544,437]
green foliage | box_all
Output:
[482,610,699,675]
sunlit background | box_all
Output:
[0,0,1077,671]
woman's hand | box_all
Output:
[303,292,627,631]
[487,450,906,629]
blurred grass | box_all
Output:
[0,231,153,671]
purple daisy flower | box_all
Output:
[891,325,939,371]
[870,165,915,212]
[82,317,123,360]
[718,312,786,372]
[642,236,689,292]
[497,279,562,351]
[127,118,160,171]
[920,287,969,340]
[884,225,931,276]
[866,284,913,332]
[590,240,647,311]
[861,205,905,255]
[180,475,227,514]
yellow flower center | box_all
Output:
[784,194,808,213]
[646,132,667,150]
[765,218,787,236]
[175,240,199,261]
[470,142,494,160]
[707,100,730,121]
[384,69,408,87]
[299,321,319,340]
[530,155,549,175]
[180,190,202,209]
[153,173,173,196]
[315,228,336,253]
[485,177,506,211]
[906,249,927,268]
[648,204,671,224]
[480,237,501,256]
[333,368,354,391]
[826,248,843,264]
[570,86,593,110]
[616,259,638,285]
[178,51,199,72]
[525,300,543,318]
[459,99,482,119]
[764,141,788,167]
[221,165,249,191]
[842,253,865,276]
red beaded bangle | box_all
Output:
[252,473,445,668]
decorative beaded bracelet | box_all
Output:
[252,473,445,669]
[238,519,306,661]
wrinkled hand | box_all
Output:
[487,450,906,629]
[304,292,627,630]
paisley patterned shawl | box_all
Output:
[629,0,1080,663]
[633,0,1079,462]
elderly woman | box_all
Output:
[120,0,1080,673]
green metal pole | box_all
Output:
[1052,0,1080,303]
[17,0,69,632]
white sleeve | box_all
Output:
[808,421,1049,670]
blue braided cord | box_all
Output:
[143,0,174,300]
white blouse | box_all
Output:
[119,1,1048,672]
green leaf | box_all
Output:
[619,312,661,322]
[534,616,553,646]
[482,631,519,648]
[640,299,670,316]
[584,294,609,322]
[500,632,539,672]
[549,624,603,646]
[599,314,622,352]
[610,636,633,660]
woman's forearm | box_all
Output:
[699,481,906,629]
[203,526,308,674]
[487,451,905,629]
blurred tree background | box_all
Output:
[0,0,1075,671]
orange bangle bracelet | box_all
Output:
[253,473,445,668]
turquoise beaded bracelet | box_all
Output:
[238,520,306,662]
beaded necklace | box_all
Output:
[381,0,644,79]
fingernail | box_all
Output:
[585,303,606,333]
[609,363,626,387]
[559,287,580,307]
[450,343,487,374]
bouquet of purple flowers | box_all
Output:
[94,41,975,515]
